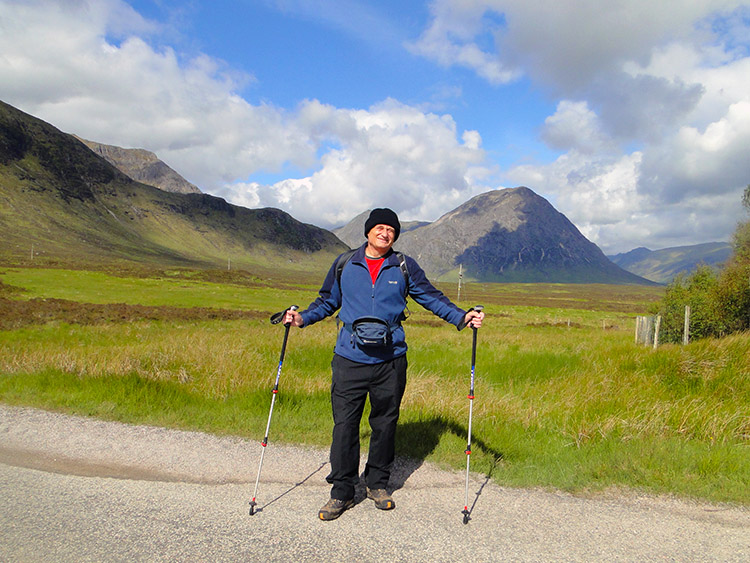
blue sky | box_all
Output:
[2,0,750,253]
[127,0,558,173]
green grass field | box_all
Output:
[1,266,748,505]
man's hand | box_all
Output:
[284,308,304,327]
[464,309,485,329]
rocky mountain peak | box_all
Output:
[74,137,201,195]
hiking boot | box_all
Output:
[366,488,395,510]
[318,498,354,521]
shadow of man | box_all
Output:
[388,415,504,492]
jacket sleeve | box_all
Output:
[404,256,467,329]
[299,258,342,327]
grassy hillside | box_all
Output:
[0,100,346,272]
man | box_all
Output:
[284,208,484,521]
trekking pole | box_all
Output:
[462,305,483,525]
[249,305,298,516]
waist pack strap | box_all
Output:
[342,322,400,334]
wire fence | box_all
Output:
[635,306,691,347]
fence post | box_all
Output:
[635,315,657,346]
[683,305,690,345]
[457,264,462,303]
[653,315,661,349]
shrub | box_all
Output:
[659,266,722,343]
[715,221,750,333]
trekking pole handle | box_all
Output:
[469,305,484,331]
[284,305,299,326]
[270,305,299,325]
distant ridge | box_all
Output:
[0,99,674,285]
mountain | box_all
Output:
[336,189,653,284]
[608,242,732,283]
[0,100,346,270]
[400,188,652,284]
[74,137,202,195]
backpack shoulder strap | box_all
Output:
[334,249,358,287]
[395,251,410,290]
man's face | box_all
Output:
[367,224,396,253]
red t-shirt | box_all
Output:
[365,256,384,283]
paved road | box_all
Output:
[1,405,748,562]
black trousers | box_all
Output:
[327,353,407,501]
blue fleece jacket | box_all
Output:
[299,244,467,364]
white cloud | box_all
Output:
[413,1,745,91]
[222,99,489,227]
[507,147,745,254]
[406,0,520,84]
[508,150,643,243]
[639,100,750,204]
[509,90,750,253]
[540,101,615,155]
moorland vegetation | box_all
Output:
[0,264,747,505]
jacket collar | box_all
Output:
[354,242,396,264]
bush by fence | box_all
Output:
[656,215,750,344]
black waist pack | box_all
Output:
[350,317,393,348]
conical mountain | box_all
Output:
[393,188,653,284]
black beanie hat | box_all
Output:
[364,208,401,241]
